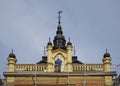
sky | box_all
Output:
[0,0,120,78]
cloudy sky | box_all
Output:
[0,0,120,77]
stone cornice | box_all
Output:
[3,71,117,77]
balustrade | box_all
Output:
[15,64,104,72]
[16,64,47,72]
[73,64,104,72]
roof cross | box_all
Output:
[73,46,76,55]
[11,49,13,53]
[44,46,46,55]
[58,11,62,25]
[106,49,108,53]
[49,37,51,42]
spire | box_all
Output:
[58,11,62,25]
[57,11,63,34]
[53,11,66,50]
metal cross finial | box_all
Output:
[44,46,46,55]
[68,37,70,42]
[11,49,13,53]
[49,37,51,42]
[58,11,62,25]
[73,46,76,55]
[106,49,108,53]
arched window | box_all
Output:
[55,58,62,72]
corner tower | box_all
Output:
[102,49,113,86]
[8,49,17,72]
[7,49,17,85]
[102,49,112,72]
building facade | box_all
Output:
[3,12,116,86]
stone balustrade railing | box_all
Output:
[16,64,47,72]
[15,64,104,72]
[72,64,104,72]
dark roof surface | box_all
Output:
[72,56,83,64]
[9,53,16,58]
[37,56,47,64]
[37,56,83,64]
[103,52,110,58]
[53,25,66,50]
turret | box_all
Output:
[102,50,113,86]
[7,50,17,86]
[102,49,111,72]
[8,49,17,72]
[46,38,53,72]
[66,38,73,72]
